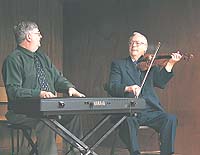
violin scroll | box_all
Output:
[182,53,194,61]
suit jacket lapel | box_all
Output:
[125,57,141,85]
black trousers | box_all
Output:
[118,108,177,155]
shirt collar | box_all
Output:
[131,58,136,63]
[132,55,144,64]
[17,45,36,58]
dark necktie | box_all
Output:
[34,54,50,91]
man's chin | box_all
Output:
[130,52,138,56]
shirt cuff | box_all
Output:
[31,89,41,98]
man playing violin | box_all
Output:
[107,32,182,155]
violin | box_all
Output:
[137,52,194,71]
[135,41,193,98]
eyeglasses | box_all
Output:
[29,30,41,36]
[31,32,41,36]
[129,41,146,46]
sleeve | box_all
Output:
[41,53,75,93]
[107,61,126,97]
[53,64,75,92]
[2,56,40,101]
[153,66,174,89]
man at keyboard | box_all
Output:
[107,32,182,155]
[2,21,85,155]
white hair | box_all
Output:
[129,31,148,51]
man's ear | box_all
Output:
[25,33,31,42]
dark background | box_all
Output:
[0,0,200,154]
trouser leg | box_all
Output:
[118,109,177,155]
[6,111,38,154]
[60,115,83,155]
[141,111,177,155]
[118,116,140,155]
[159,114,177,155]
[35,121,58,155]
[6,111,58,155]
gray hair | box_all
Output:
[13,21,38,44]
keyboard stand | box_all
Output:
[41,115,127,155]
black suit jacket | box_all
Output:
[108,56,174,111]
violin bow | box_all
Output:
[136,42,161,98]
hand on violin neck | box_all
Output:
[165,51,182,72]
